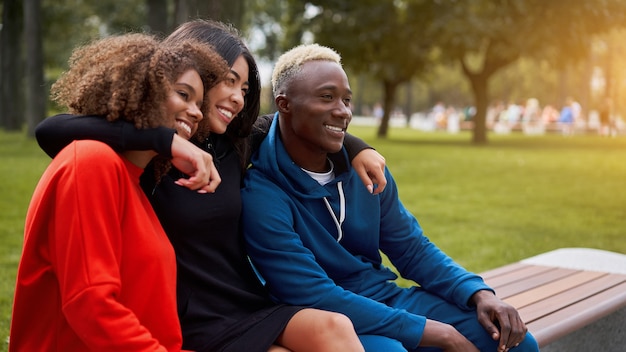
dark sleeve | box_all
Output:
[35,113,176,158]
[250,113,274,152]
[251,113,373,160]
[343,133,373,160]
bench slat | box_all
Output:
[490,267,578,298]
[517,273,626,323]
[484,265,558,290]
[503,270,607,308]
[480,262,531,280]
[526,281,626,346]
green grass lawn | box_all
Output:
[0,131,49,349]
[1,127,625,348]
[347,126,626,287]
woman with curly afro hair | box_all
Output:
[10,33,228,352]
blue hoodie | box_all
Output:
[241,114,492,349]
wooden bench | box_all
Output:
[480,248,626,350]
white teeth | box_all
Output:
[177,121,191,135]
[218,108,233,119]
[325,125,344,132]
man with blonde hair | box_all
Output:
[242,43,539,352]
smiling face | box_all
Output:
[166,69,205,140]
[277,60,352,171]
[205,55,250,134]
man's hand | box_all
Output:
[351,148,387,194]
[420,319,480,352]
[471,290,527,352]
[170,134,221,193]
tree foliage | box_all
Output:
[424,0,626,143]
[6,0,626,138]
[308,0,434,137]
[2,0,246,132]
[270,0,626,142]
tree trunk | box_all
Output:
[174,0,191,27]
[215,0,243,29]
[354,74,364,116]
[24,0,45,137]
[467,72,489,144]
[1,0,24,131]
[376,80,398,138]
[174,0,243,29]
[147,0,169,35]
[405,81,413,125]
[459,41,517,145]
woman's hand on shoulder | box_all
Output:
[351,148,387,194]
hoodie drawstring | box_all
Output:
[323,181,345,242]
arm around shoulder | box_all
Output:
[36,113,175,158]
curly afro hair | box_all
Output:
[51,32,229,142]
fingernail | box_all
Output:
[367,185,373,194]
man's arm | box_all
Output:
[373,168,492,309]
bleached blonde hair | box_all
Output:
[271,43,342,97]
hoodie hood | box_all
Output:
[249,112,352,200]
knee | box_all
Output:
[309,311,363,351]
[316,311,355,338]
[512,332,539,352]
